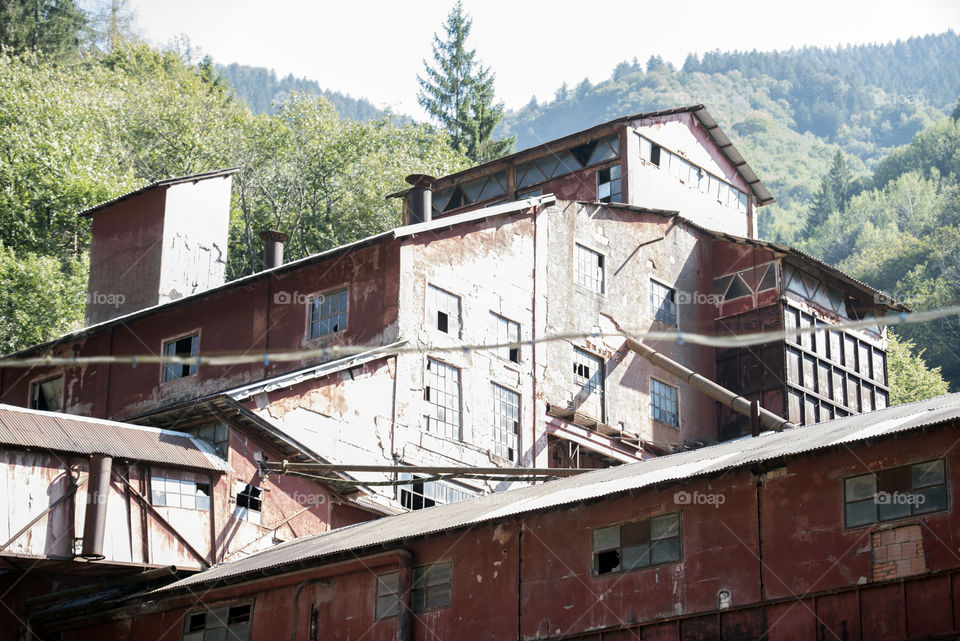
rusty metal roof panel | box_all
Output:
[158,393,960,591]
[0,405,229,472]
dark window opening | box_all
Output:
[30,375,62,411]
[595,549,620,574]
[592,513,681,576]
[400,481,435,510]
[237,484,262,512]
[227,604,251,625]
[509,347,520,363]
[844,458,948,528]
[187,613,205,632]
[570,141,597,166]
[437,311,449,333]
[163,334,199,382]
[182,603,252,641]
[650,144,662,166]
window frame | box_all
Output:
[574,243,605,294]
[843,458,949,530]
[398,473,475,510]
[426,284,462,338]
[597,163,622,203]
[307,287,349,340]
[150,470,212,512]
[650,377,680,428]
[591,513,682,577]
[161,332,200,383]
[180,422,230,461]
[490,382,521,462]
[649,278,678,328]
[572,347,605,421]
[422,357,463,441]
[490,312,521,364]
[234,482,263,524]
[182,601,253,641]
[29,374,63,412]
[375,561,454,619]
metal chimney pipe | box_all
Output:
[81,453,112,560]
[259,230,290,270]
[404,174,434,225]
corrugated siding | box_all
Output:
[0,405,228,472]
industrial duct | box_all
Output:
[80,453,112,560]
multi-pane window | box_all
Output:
[597,164,622,203]
[181,422,229,460]
[592,513,681,576]
[516,134,619,189]
[151,471,211,511]
[650,280,677,326]
[423,358,462,440]
[309,288,348,339]
[234,483,262,524]
[162,334,199,381]
[844,459,948,528]
[573,348,604,420]
[491,383,520,462]
[30,375,62,411]
[399,474,474,510]
[491,313,520,363]
[650,378,679,427]
[376,563,453,619]
[182,603,252,641]
[427,285,461,336]
[574,243,604,293]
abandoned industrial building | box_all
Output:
[0,104,940,639]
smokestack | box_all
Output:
[404,174,434,225]
[260,230,289,270]
[81,453,112,560]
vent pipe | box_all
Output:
[81,453,112,560]
[404,174,434,225]
[260,230,289,270]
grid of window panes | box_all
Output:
[783,302,889,425]
[30,375,62,411]
[432,171,508,215]
[428,285,462,336]
[309,288,348,339]
[592,513,681,576]
[151,472,211,511]
[182,603,252,641]
[636,133,748,213]
[844,459,948,528]
[573,348,604,415]
[516,134,619,190]
[650,378,679,427]
[162,334,199,381]
[234,483,262,524]
[399,473,474,510]
[423,358,461,439]
[491,312,520,363]
[491,383,520,462]
[376,563,453,618]
[181,422,229,459]
[650,280,677,326]
[597,164,622,203]
[574,243,604,293]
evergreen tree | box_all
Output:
[417,1,513,162]
[0,0,86,61]
[806,176,837,233]
[827,150,855,210]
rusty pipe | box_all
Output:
[81,454,112,560]
[624,339,796,432]
[260,230,289,270]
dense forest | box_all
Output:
[0,0,955,401]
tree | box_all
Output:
[84,0,138,53]
[805,176,837,234]
[827,150,855,210]
[887,330,950,405]
[417,1,513,162]
[0,0,86,61]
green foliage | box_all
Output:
[417,1,513,162]
[0,0,86,61]
[887,330,949,405]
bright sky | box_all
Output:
[128,0,960,120]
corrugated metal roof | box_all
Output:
[0,405,230,472]
[158,393,960,592]
[77,168,238,218]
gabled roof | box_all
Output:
[157,393,960,592]
[77,168,238,218]
[0,404,229,472]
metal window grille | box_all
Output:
[309,288,348,338]
[162,334,198,381]
[491,383,520,462]
[650,378,679,426]
[428,285,461,336]
[423,358,461,439]
[491,312,520,362]
[574,244,604,293]
[650,280,677,326]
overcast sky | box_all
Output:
[127,0,960,119]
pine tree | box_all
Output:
[806,176,837,233]
[0,0,86,61]
[827,150,855,210]
[417,1,513,162]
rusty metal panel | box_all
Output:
[0,405,227,472]
[860,584,906,640]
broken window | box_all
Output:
[649,279,677,326]
[423,358,462,440]
[235,483,262,524]
[151,471,211,511]
[427,284,461,337]
[516,135,619,189]
[597,164,622,203]
[376,562,453,618]
[432,172,507,215]
[162,334,199,382]
[30,375,62,411]
[650,378,679,427]
[592,513,681,576]
[182,602,252,641]
[399,473,474,510]
[844,459,948,528]
[181,422,229,460]
[574,243,604,293]
[491,313,520,363]
[573,348,604,420]
[309,288,348,339]
[491,383,520,462]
